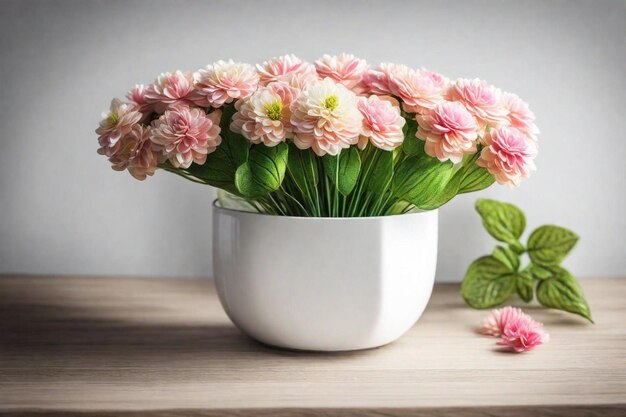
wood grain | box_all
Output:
[0,275,624,417]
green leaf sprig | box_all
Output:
[461,198,592,322]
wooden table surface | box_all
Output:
[0,276,624,417]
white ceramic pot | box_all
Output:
[213,204,438,351]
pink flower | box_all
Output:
[447,78,509,129]
[389,66,448,114]
[360,63,404,95]
[144,71,204,113]
[315,53,369,92]
[416,101,479,163]
[96,99,142,157]
[477,127,537,187]
[480,306,528,337]
[195,60,259,108]
[127,127,160,181]
[502,92,539,141]
[126,84,155,122]
[499,316,550,353]
[126,84,152,112]
[290,78,363,156]
[230,82,297,146]
[357,95,405,151]
[106,125,158,181]
[283,70,321,90]
[256,54,316,86]
[481,307,549,353]
[150,105,222,169]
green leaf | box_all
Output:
[235,143,288,198]
[458,164,495,194]
[461,256,516,309]
[322,147,361,196]
[536,266,593,322]
[401,118,423,156]
[515,271,534,302]
[527,225,579,265]
[364,149,394,194]
[393,155,454,209]
[416,168,462,210]
[492,246,520,272]
[475,199,526,248]
[525,263,553,280]
[286,143,318,195]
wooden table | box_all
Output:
[0,276,624,416]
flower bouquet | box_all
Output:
[97,54,539,351]
[97,54,538,217]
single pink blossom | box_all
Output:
[144,71,204,113]
[418,67,450,91]
[480,306,528,337]
[96,98,142,157]
[498,316,550,353]
[416,101,479,163]
[150,105,222,169]
[360,63,404,95]
[283,70,321,90]
[357,95,405,151]
[389,66,447,114]
[106,125,159,181]
[195,60,259,108]
[315,53,369,92]
[126,84,155,122]
[502,92,539,142]
[127,126,159,181]
[447,78,509,129]
[256,54,316,86]
[477,127,537,187]
[230,82,298,146]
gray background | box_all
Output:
[1,0,624,282]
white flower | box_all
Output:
[290,78,363,156]
[230,82,297,146]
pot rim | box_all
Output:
[213,200,437,221]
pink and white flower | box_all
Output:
[357,95,405,151]
[96,98,143,157]
[290,78,363,156]
[126,84,153,113]
[106,125,158,180]
[231,82,298,146]
[481,307,549,353]
[150,105,222,169]
[360,63,406,95]
[195,60,259,108]
[416,101,479,163]
[127,127,159,181]
[499,315,550,353]
[447,78,509,129]
[480,306,528,337]
[389,66,448,114]
[283,70,321,90]
[256,54,316,86]
[502,92,539,142]
[477,127,537,187]
[144,71,204,113]
[315,53,368,92]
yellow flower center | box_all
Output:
[265,101,283,121]
[324,95,339,111]
[107,112,120,126]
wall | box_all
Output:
[1,0,624,281]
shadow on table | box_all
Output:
[0,281,375,366]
